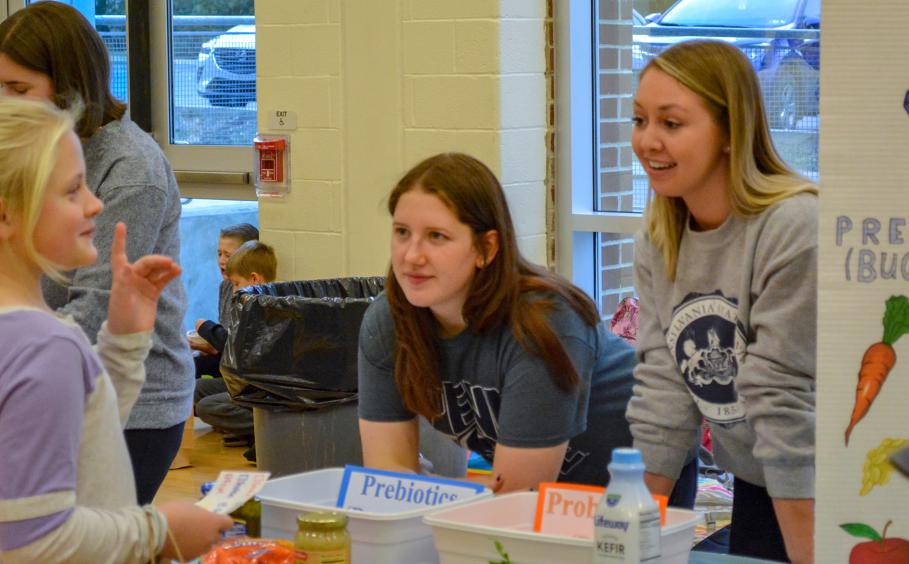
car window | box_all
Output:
[659,0,800,27]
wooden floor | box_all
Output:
[154,418,256,505]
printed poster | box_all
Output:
[817,1,909,561]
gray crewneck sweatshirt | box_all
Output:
[627,192,817,499]
[41,115,193,430]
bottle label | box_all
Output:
[639,509,661,562]
[294,548,350,564]
[223,518,247,538]
[593,507,661,562]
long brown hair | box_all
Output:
[0,2,126,138]
[386,153,601,420]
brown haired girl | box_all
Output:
[358,152,696,496]
[0,2,193,505]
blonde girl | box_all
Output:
[0,97,230,562]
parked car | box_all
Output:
[633,0,820,129]
[196,24,256,108]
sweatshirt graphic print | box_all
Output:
[667,291,747,424]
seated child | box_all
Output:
[194,241,277,458]
[192,223,258,378]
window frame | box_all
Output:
[3,0,254,200]
[148,0,255,200]
[555,0,643,302]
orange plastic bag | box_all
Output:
[201,537,295,564]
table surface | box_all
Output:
[689,552,776,563]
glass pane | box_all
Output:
[179,198,259,331]
[26,1,129,102]
[597,232,637,319]
[596,0,821,215]
[169,0,256,146]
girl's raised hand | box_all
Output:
[107,222,182,335]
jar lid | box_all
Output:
[297,511,348,529]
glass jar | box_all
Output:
[232,497,261,537]
[294,511,351,564]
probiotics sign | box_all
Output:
[533,483,667,538]
[336,465,485,512]
[534,482,604,538]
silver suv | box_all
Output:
[196,24,256,108]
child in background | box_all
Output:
[194,240,278,460]
[192,223,259,375]
[0,98,231,561]
[626,40,817,563]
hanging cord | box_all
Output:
[146,507,185,564]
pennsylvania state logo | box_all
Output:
[666,291,747,423]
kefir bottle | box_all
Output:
[593,448,661,562]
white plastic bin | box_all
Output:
[424,492,702,564]
[258,468,491,564]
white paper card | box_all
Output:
[196,471,271,515]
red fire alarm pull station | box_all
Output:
[253,134,290,197]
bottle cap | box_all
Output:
[297,511,348,530]
[200,481,214,496]
[610,447,643,466]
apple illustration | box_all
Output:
[841,520,909,564]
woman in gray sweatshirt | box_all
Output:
[627,40,817,563]
[0,2,193,504]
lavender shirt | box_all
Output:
[0,309,166,559]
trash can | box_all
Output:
[220,277,467,478]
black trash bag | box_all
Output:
[220,276,384,412]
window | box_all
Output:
[170,13,256,146]
[149,0,256,199]
[557,0,820,317]
[147,1,259,328]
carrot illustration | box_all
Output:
[845,296,909,446]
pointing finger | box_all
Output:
[111,222,127,272]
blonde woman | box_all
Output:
[626,40,817,563]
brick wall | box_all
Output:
[596,0,637,317]
[255,0,549,281]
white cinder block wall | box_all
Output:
[255,0,548,280]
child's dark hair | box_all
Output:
[219,223,259,243]
[225,240,277,282]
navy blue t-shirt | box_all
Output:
[357,293,636,486]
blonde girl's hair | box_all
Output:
[642,40,818,280]
[0,97,78,281]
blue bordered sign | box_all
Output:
[336,465,486,512]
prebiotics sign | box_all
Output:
[336,465,486,512]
